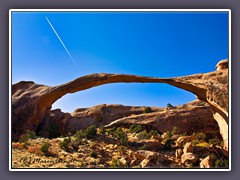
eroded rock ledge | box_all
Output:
[12,70,228,150]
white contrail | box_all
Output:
[45,16,78,68]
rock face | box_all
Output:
[105,100,219,137]
[200,156,214,168]
[181,153,199,165]
[216,59,228,71]
[12,67,228,150]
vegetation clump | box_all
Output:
[59,137,71,152]
[144,107,153,113]
[171,126,179,135]
[129,124,143,133]
[40,142,51,155]
[19,130,37,142]
[90,151,98,158]
[110,158,128,168]
[114,127,128,145]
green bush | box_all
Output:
[166,131,173,138]
[191,139,200,146]
[107,127,116,136]
[196,132,207,141]
[74,129,85,139]
[110,158,128,168]
[59,137,71,152]
[73,125,97,140]
[19,130,37,142]
[114,127,128,145]
[40,142,50,155]
[139,144,150,150]
[118,145,125,153]
[149,129,160,136]
[144,107,152,113]
[137,130,151,140]
[167,103,174,109]
[90,151,98,158]
[98,126,106,135]
[208,138,221,146]
[163,138,175,150]
[84,125,97,139]
[215,158,229,168]
[129,124,143,133]
[171,126,179,135]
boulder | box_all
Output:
[181,153,199,164]
[183,142,193,154]
[175,136,195,148]
[200,156,214,168]
[140,159,152,168]
[175,149,183,159]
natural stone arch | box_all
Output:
[12,70,228,150]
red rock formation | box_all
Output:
[105,100,219,137]
[12,69,228,150]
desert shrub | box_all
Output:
[114,127,128,145]
[196,132,207,141]
[19,130,37,142]
[110,158,128,168]
[197,142,209,147]
[129,124,143,133]
[107,127,116,136]
[84,125,97,139]
[209,153,217,160]
[90,151,98,158]
[73,125,97,140]
[40,142,51,155]
[71,139,83,151]
[215,158,229,168]
[163,138,175,150]
[59,137,71,152]
[171,126,179,135]
[74,129,85,139]
[23,142,29,149]
[144,107,152,113]
[98,126,106,135]
[137,130,151,140]
[118,145,125,153]
[191,139,200,146]
[149,129,160,136]
[166,131,173,138]
[208,138,221,146]
[139,144,150,150]
[167,103,174,109]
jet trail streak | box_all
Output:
[45,16,78,68]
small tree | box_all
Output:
[171,126,179,135]
[167,103,174,109]
[59,137,71,152]
[19,130,37,142]
[129,124,143,133]
[166,131,173,138]
[40,142,51,155]
[196,132,207,141]
[144,107,152,113]
[84,125,97,139]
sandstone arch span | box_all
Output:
[12,70,228,150]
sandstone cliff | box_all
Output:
[12,68,228,150]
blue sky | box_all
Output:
[12,11,229,112]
